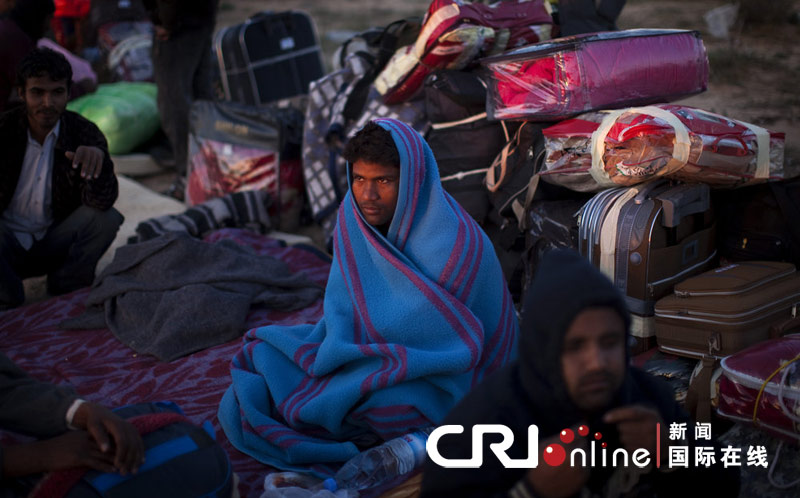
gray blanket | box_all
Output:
[62,232,323,361]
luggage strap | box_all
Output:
[486,121,525,193]
[431,112,487,130]
[686,355,718,423]
[753,353,800,425]
[487,121,548,230]
[31,412,190,498]
[590,106,691,187]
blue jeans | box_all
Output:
[0,206,123,308]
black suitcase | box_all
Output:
[214,11,325,105]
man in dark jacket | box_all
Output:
[0,352,144,493]
[143,0,218,200]
[0,47,122,310]
[420,249,740,497]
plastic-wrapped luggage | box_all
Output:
[539,105,786,191]
[186,100,305,230]
[718,335,800,443]
[66,82,159,155]
[96,21,154,82]
[482,29,709,121]
[375,0,553,105]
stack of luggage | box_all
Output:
[292,0,800,450]
[60,0,794,451]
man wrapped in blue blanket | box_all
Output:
[218,118,518,475]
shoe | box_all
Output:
[162,177,186,202]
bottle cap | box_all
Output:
[323,478,338,492]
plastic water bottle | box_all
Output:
[323,428,433,492]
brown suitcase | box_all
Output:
[579,181,717,353]
[655,261,800,359]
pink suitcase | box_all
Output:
[482,29,708,121]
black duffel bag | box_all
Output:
[424,69,517,225]
[714,177,800,265]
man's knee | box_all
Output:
[70,206,124,240]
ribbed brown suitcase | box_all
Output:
[579,181,717,353]
[655,261,800,358]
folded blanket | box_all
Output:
[63,232,323,361]
[218,118,518,476]
[130,190,271,243]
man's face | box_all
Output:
[19,76,69,134]
[561,307,627,414]
[352,159,399,228]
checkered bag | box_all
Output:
[303,55,430,242]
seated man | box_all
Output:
[219,119,518,473]
[1,351,144,493]
[421,249,741,497]
[0,47,123,310]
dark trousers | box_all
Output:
[0,206,124,308]
[152,24,215,176]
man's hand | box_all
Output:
[525,426,590,498]
[65,146,104,180]
[155,26,170,41]
[71,402,145,475]
[2,432,116,477]
[603,405,664,459]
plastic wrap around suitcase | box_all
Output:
[539,105,786,192]
[186,100,305,230]
[655,261,800,359]
[215,11,325,105]
[718,334,800,443]
[579,181,717,353]
[375,0,553,105]
[482,29,708,121]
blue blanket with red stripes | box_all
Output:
[218,119,518,475]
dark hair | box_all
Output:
[342,122,400,169]
[16,47,72,90]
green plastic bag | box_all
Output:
[67,82,159,155]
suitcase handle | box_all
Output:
[769,313,800,339]
[656,183,711,228]
[248,11,296,33]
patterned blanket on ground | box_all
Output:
[0,229,331,498]
[219,118,519,477]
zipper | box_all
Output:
[657,344,721,360]
[674,266,795,297]
[648,250,717,289]
[655,296,800,324]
